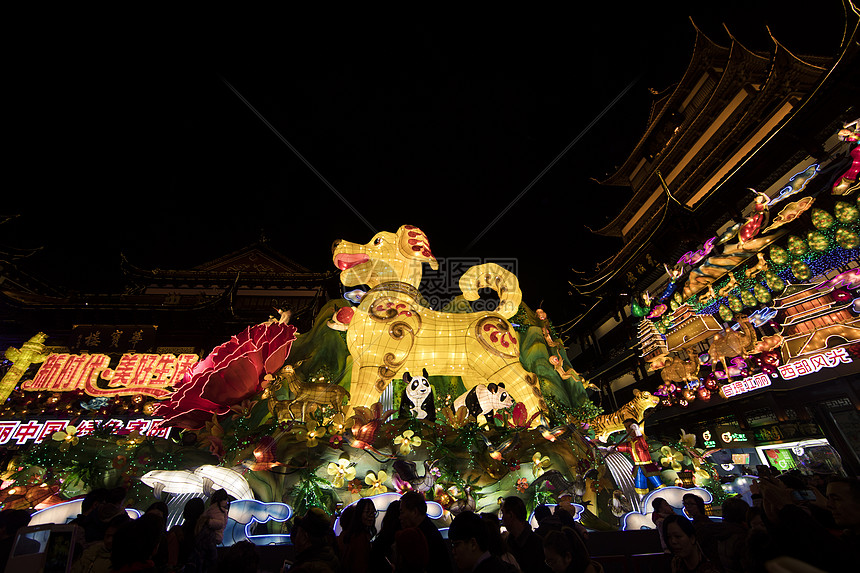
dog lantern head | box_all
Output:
[332,225,438,289]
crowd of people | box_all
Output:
[0,471,858,573]
[651,472,860,572]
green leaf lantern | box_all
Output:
[787,235,808,256]
[769,245,789,265]
[727,295,743,313]
[807,231,829,252]
[741,289,758,307]
[791,260,812,280]
[764,271,785,294]
[835,228,860,250]
[754,283,772,304]
[631,300,648,317]
[834,201,860,224]
[656,323,667,334]
[810,208,835,230]
[669,298,679,311]
[718,304,733,322]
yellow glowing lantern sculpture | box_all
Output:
[332,225,547,426]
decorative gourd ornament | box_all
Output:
[727,295,743,313]
[807,231,829,252]
[769,245,789,265]
[834,201,859,224]
[811,208,835,230]
[835,228,859,250]
[764,271,785,294]
[741,290,758,308]
[787,236,808,256]
[791,260,812,280]
[754,283,772,304]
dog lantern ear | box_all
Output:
[397,225,438,270]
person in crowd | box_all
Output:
[166,497,205,573]
[288,507,339,573]
[337,498,376,573]
[70,489,108,545]
[681,494,720,566]
[398,491,453,573]
[72,514,127,573]
[501,496,550,573]
[662,514,720,573]
[391,526,428,573]
[192,489,232,573]
[110,513,164,573]
[532,505,557,538]
[650,496,673,552]
[826,476,860,550]
[215,540,258,573]
[714,495,748,573]
[145,502,170,572]
[479,512,520,571]
[369,500,400,572]
[448,511,508,573]
[541,527,601,573]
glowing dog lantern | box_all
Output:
[332,225,547,426]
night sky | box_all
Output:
[4,5,847,321]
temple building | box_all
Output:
[567,17,860,476]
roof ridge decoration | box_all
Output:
[766,25,829,71]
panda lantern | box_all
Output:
[398,370,436,422]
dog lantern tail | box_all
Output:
[458,263,523,319]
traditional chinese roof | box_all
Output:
[773,282,835,309]
[121,242,335,286]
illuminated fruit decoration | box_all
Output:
[835,228,860,250]
[811,208,835,230]
[673,292,683,305]
[683,388,696,402]
[697,387,711,401]
[718,304,733,322]
[787,236,808,256]
[741,289,758,308]
[727,295,743,313]
[807,231,829,252]
[669,299,679,311]
[834,201,859,223]
[769,245,789,265]
[754,283,772,304]
[704,376,719,391]
[656,323,667,335]
[791,260,812,280]
[764,271,785,294]
[661,315,672,327]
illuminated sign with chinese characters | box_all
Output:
[722,373,771,398]
[22,353,199,399]
[0,418,169,445]
[777,348,853,380]
[721,348,853,399]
